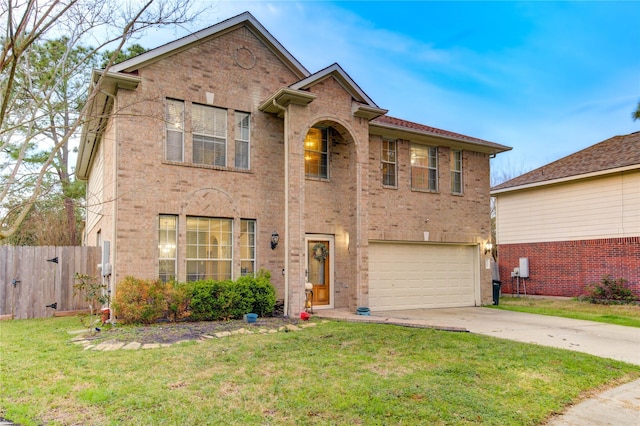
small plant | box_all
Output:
[73,273,109,331]
[582,275,637,304]
[112,276,167,324]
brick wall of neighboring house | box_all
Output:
[497,237,640,298]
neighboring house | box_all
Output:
[491,132,640,297]
[76,12,510,316]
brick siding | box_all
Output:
[497,237,640,297]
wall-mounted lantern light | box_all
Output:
[484,242,493,255]
[271,231,279,250]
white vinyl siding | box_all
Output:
[165,99,184,162]
[369,242,478,310]
[495,171,640,244]
[192,104,226,166]
[86,140,104,232]
[235,112,250,169]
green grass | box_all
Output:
[491,296,640,327]
[1,317,639,425]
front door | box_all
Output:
[306,236,333,307]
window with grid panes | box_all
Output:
[235,112,250,169]
[382,138,397,187]
[411,144,438,191]
[165,99,184,162]
[192,104,226,166]
[451,150,463,194]
[304,127,328,179]
[158,215,177,282]
[186,217,232,281]
[240,219,256,276]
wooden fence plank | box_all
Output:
[0,246,101,319]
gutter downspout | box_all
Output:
[271,99,289,317]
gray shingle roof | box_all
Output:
[491,131,640,191]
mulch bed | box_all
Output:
[84,316,303,345]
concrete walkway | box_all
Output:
[315,307,640,425]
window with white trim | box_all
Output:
[240,219,256,276]
[235,112,250,169]
[451,150,463,194]
[158,215,177,283]
[192,104,226,166]
[165,99,184,162]
[382,138,397,187]
[411,144,438,191]
[304,127,329,179]
[186,217,232,281]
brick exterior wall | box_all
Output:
[497,237,640,297]
[84,22,496,313]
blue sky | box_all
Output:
[141,1,640,183]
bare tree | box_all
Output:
[1,0,201,241]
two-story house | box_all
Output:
[76,12,511,316]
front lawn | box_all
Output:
[1,316,639,425]
[492,296,640,327]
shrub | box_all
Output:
[112,276,167,324]
[165,281,191,322]
[582,275,637,304]
[112,272,278,324]
[247,270,276,317]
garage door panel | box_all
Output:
[369,243,476,310]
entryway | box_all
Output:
[305,235,334,309]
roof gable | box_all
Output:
[110,11,309,79]
[290,63,378,108]
[492,131,640,192]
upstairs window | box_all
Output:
[235,112,250,169]
[381,138,397,187]
[192,104,226,166]
[411,144,438,191]
[165,99,184,162]
[304,127,329,179]
[451,150,463,194]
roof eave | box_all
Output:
[370,121,512,154]
[490,164,640,195]
[259,87,317,117]
[76,70,141,180]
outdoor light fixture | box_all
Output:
[271,231,279,250]
[484,242,493,255]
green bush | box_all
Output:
[582,275,637,304]
[112,276,167,324]
[187,272,276,321]
[246,270,276,317]
[112,272,278,324]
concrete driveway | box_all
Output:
[317,307,640,365]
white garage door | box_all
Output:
[369,242,477,310]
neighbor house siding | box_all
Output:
[497,237,640,297]
[496,171,640,244]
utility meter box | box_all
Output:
[519,257,529,278]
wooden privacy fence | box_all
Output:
[0,246,101,319]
